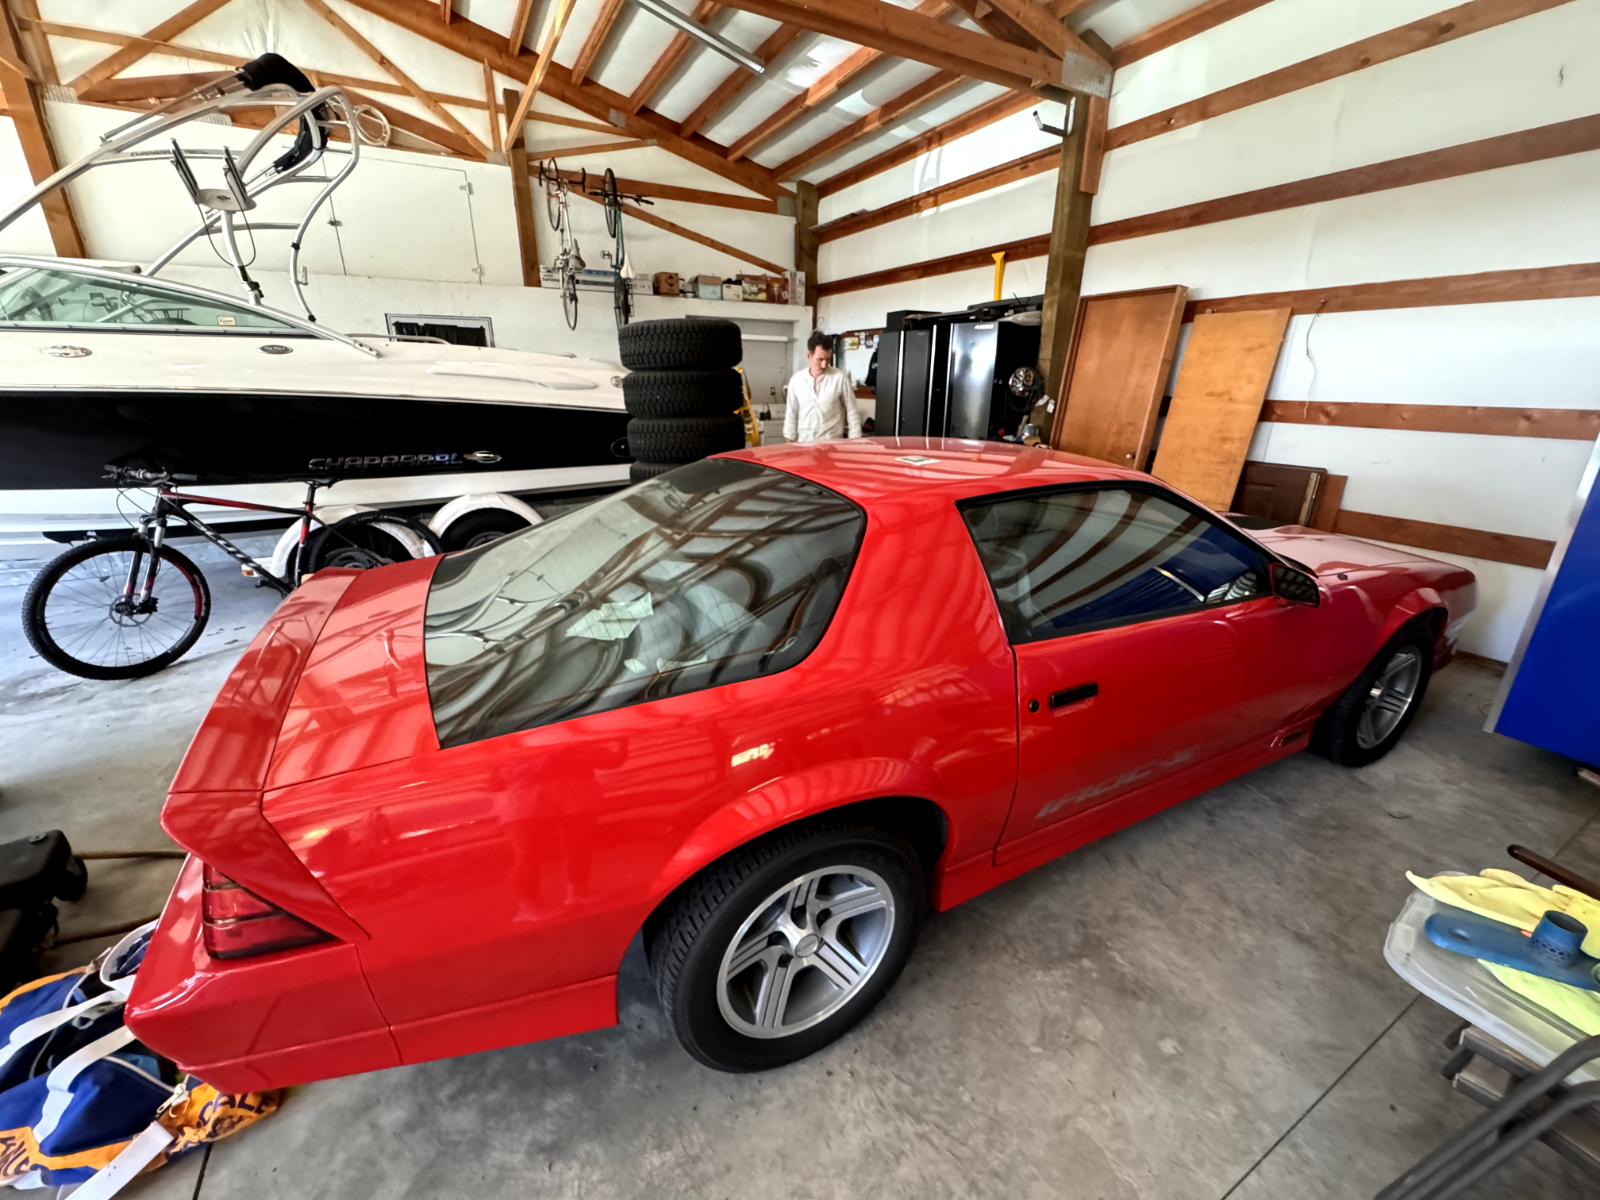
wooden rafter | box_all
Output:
[571,187,785,273]
[1046,0,1098,16]
[816,89,1031,196]
[343,87,479,156]
[0,2,84,254]
[11,0,57,86]
[339,0,788,198]
[570,0,628,84]
[1111,0,1273,69]
[711,0,1064,95]
[773,69,965,180]
[985,0,1101,60]
[68,0,234,95]
[508,0,536,51]
[816,143,1055,241]
[626,0,720,115]
[679,21,804,138]
[727,0,950,163]
[527,136,657,156]
[507,0,579,140]
[301,0,490,157]
[543,166,782,212]
[483,60,502,152]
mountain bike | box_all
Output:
[538,160,583,330]
[22,468,440,680]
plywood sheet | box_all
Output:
[1310,474,1346,532]
[1051,285,1188,468]
[1231,461,1326,525]
[1153,308,1293,509]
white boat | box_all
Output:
[0,55,628,544]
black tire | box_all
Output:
[1310,621,1435,767]
[614,273,632,330]
[623,369,743,419]
[627,415,745,462]
[562,273,578,331]
[630,460,683,484]
[647,822,924,1071]
[438,509,534,552]
[618,318,742,370]
[304,511,442,575]
[23,537,211,680]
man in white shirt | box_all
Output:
[783,331,861,443]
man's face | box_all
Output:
[808,345,832,373]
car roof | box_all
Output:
[725,437,1144,507]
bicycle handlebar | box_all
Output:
[104,466,199,484]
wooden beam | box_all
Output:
[816,144,1056,242]
[1077,90,1106,192]
[24,19,237,71]
[627,0,720,115]
[1186,262,1600,321]
[728,0,949,163]
[1094,112,1600,246]
[570,0,627,84]
[1260,401,1600,442]
[343,88,480,157]
[0,1,83,255]
[818,232,1050,297]
[946,0,1042,52]
[342,0,788,197]
[1333,510,1554,570]
[526,137,657,157]
[571,188,786,273]
[483,59,502,153]
[301,0,491,157]
[679,22,804,137]
[772,70,965,180]
[441,0,453,22]
[505,87,541,285]
[68,0,233,94]
[1046,0,1098,16]
[1036,92,1093,414]
[815,89,1033,197]
[1110,0,1273,69]
[712,0,1064,95]
[795,180,818,316]
[1108,0,1579,152]
[984,0,1105,63]
[508,0,535,51]
[527,111,626,134]
[11,0,57,87]
[544,167,781,211]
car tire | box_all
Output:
[627,415,745,463]
[618,318,742,370]
[629,460,682,484]
[623,369,743,419]
[438,509,532,552]
[1310,621,1435,768]
[648,822,924,1072]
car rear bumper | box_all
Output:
[125,856,401,1092]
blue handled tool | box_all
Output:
[1424,909,1600,991]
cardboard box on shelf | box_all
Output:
[765,274,789,305]
[653,271,679,296]
[695,274,721,300]
[739,275,767,302]
[721,280,742,302]
[787,269,806,307]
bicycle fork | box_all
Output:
[122,519,167,615]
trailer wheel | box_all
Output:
[439,509,533,552]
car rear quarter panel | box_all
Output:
[260,492,1019,1046]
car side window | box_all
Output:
[960,485,1270,643]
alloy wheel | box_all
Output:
[1357,645,1423,749]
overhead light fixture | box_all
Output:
[628,0,766,75]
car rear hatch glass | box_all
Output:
[423,457,864,747]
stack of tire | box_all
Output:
[619,317,748,483]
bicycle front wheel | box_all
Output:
[563,273,579,330]
[23,537,211,680]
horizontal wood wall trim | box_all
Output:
[816,233,1049,296]
[1332,509,1555,569]
[1261,400,1600,441]
[1184,261,1600,320]
[1106,0,1577,152]
[816,146,1056,242]
[1111,0,1275,69]
[1092,113,1600,245]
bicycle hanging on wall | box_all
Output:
[537,162,654,331]
[537,160,583,330]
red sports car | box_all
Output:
[126,439,1475,1087]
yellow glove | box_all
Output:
[1484,962,1600,1036]
[1407,869,1600,958]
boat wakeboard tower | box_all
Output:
[0,53,388,326]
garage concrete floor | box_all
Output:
[3,535,1598,1200]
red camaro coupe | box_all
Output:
[126,439,1475,1087]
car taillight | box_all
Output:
[201,863,333,959]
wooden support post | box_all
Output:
[0,3,84,256]
[1034,91,1094,440]
[505,87,542,287]
[794,180,818,324]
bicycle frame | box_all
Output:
[124,479,328,603]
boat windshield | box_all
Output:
[423,457,865,747]
[0,266,299,333]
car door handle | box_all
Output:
[1050,683,1098,709]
